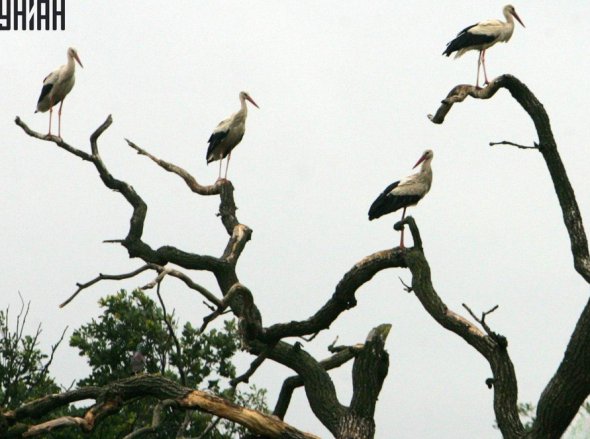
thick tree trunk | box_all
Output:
[336,413,375,439]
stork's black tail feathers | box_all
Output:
[368,181,402,220]
[368,181,424,220]
[443,24,495,56]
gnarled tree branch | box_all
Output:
[261,248,406,342]
[401,244,524,438]
[125,138,220,196]
[273,343,363,420]
[429,74,590,438]
[2,375,319,439]
[428,75,590,284]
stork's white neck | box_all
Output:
[420,158,433,173]
[239,95,249,116]
[498,10,516,42]
[65,53,77,75]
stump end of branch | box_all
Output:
[394,216,422,248]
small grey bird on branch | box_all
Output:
[130,342,146,375]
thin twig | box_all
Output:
[489,140,539,150]
[299,332,319,342]
[398,276,413,293]
[35,325,68,386]
[327,336,339,353]
[199,285,244,334]
[202,301,216,312]
[195,416,222,439]
[199,308,226,334]
[462,303,502,345]
[155,282,186,386]
[60,265,154,308]
[141,270,169,290]
[230,350,270,388]
[161,268,222,307]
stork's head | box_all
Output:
[413,149,434,169]
[240,91,259,109]
[504,5,525,27]
[67,47,84,68]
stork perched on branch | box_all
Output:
[206,91,259,181]
[369,150,433,249]
[443,5,524,87]
[35,47,83,137]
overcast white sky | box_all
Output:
[2,1,590,438]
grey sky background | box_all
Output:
[2,1,590,437]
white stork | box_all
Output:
[35,47,83,137]
[443,5,524,87]
[206,91,259,180]
[368,149,434,249]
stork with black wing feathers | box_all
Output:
[443,5,525,87]
[369,150,433,248]
[206,91,259,181]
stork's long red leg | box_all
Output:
[482,50,490,85]
[400,207,407,249]
[224,152,231,180]
[476,51,482,88]
[57,98,65,137]
[48,96,54,136]
[218,158,223,180]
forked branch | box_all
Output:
[402,243,523,438]
[273,343,363,419]
[429,74,590,439]
[15,115,408,437]
[428,74,590,283]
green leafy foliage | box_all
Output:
[517,402,535,432]
[0,290,267,437]
[70,289,170,385]
[68,289,267,437]
[0,302,61,409]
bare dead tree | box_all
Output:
[5,73,589,438]
[7,116,397,438]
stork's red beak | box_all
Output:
[413,152,427,169]
[512,11,525,27]
[246,95,259,109]
[74,53,84,68]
